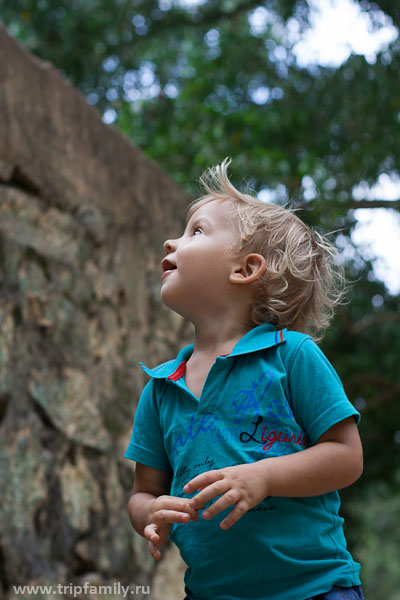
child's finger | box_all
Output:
[183,469,222,494]
[182,502,200,521]
[144,525,162,559]
[201,489,241,520]
[148,539,162,560]
[153,497,199,521]
[219,500,249,530]
[144,523,159,543]
[189,479,230,510]
[153,509,193,526]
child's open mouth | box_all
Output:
[161,258,177,277]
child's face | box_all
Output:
[161,199,240,320]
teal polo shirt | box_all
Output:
[125,323,361,600]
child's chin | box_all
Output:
[161,295,190,322]
[160,288,179,310]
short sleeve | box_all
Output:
[124,379,172,472]
[288,338,360,445]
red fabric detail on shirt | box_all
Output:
[167,360,187,381]
[167,354,229,382]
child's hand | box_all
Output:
[144,495,199,560]
[183,463,268,531]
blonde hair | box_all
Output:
[188,158,346,341]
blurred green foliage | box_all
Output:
[1,0,399,596]
[345,477,400,599]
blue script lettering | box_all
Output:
[210,427,239,443]
[232,371,275,424]
[172,412,220,455]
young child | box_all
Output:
[125,159,364,600]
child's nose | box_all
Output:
[163,238,177,254]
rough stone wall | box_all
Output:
[0,26,191,600]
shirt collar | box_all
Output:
[139,323,287,380]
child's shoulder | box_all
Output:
[279,328,319,366]
[284,328,312,344]
[280,327,313,350]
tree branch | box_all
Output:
[350,313,400,335]
[362,387,400,413]
[144,0,264,37]
[350,199,400,210]
[345,373,400,414]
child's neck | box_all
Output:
[184,319,252,400]
[191,319,252,357]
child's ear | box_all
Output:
[229,253,266,284]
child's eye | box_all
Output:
[192,227,203,235]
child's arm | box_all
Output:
[184,416,363,531]
[128,462,199,560]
